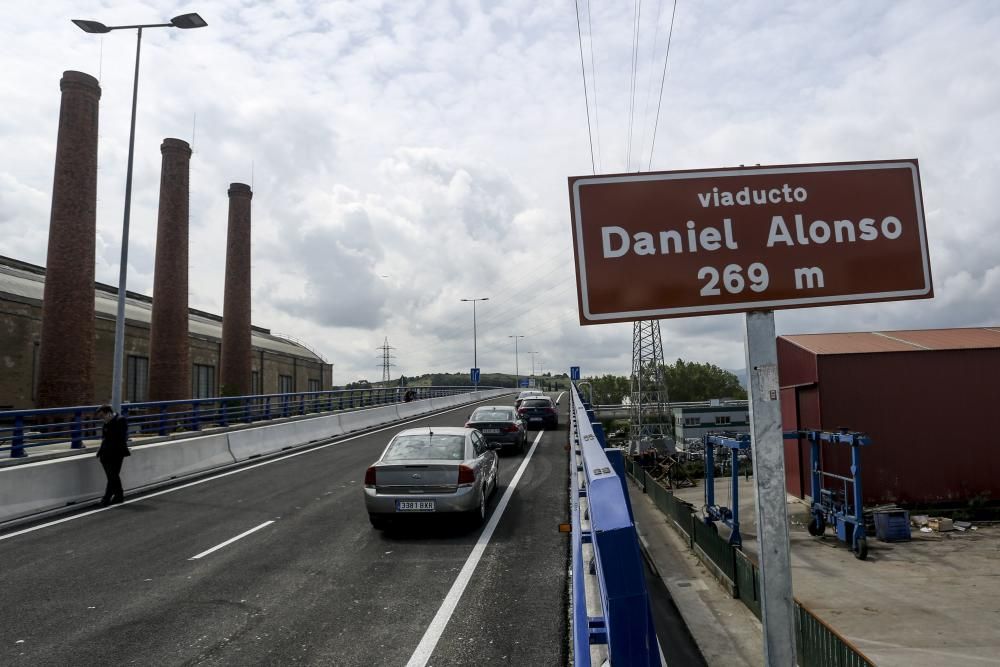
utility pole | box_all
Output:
[460,297,489,388]
[508,335,524,388]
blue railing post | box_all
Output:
[191,402,201,431]
[265,396,272,420]
[158,405,168,436]
[71,409,84,449]
[604,447,634,524]
[11,415,27,458]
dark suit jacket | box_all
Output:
[97,414,130,460]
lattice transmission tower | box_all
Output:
[378,337,396,384]
[629,320,674,454]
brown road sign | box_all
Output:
[568,159,932,325]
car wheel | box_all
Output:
[369,514,389,530]
[471,486,488,526]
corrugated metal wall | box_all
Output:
[778,344,1000,506]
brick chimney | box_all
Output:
[219,183,253,396]
[148,138,193,401]
[36,71,101,408]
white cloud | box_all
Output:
[3,1,1000,384]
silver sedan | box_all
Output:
[364,427,500,529]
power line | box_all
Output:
[625,0,643,171]
[586,0,602,172]
[647,0,678,172]
[637,0,665,167]
[574,0,596,174]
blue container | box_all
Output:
[874,510,911,542]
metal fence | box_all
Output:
[0,386,488,457]
[630,461,876,667]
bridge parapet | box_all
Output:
[568,382,659,666]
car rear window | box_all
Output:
[472,410,513,421]
[383,434,466,461]
[523,399,552,408]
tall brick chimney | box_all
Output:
[148,138,193,402]
[36,71,101,408]
[219,183,253,396]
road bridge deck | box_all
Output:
[1,397,569,665]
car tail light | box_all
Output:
[517,408,527,416]
[465,421,472,428]
[364,466,376,487]
[457,465,476,485]
[545,407,557,414]
[504,424,519,432]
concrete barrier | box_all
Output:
[0,432,235,523]
[396,398,433,420]
[123,433,235,488]
[1,390,516,524]
[337,405,398,433]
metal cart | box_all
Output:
[785,428,871,560]
[702,433,752,546]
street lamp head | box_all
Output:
[72,19,112,33]
[171,12,208,29]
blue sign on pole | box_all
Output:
[519,379,530,388]
[570,366,581,381]
[471,367,480,385]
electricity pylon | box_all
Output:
[378,338,396,384]
[629,320,674,454]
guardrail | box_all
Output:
[568,381,659,666]
[625,459,876,667]
[0,386,492,458]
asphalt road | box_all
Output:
[0,396,570,666]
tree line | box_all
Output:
[585,359,746,404]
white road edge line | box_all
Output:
[0,398,502,543]
[405,429,545,667]
[189,520,275,560]
[555,391,566,404]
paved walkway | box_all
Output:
[630,481,764,667]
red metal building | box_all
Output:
[778,327,1000,507]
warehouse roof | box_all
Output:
[781,327,1000,355]
[0,255,328,364]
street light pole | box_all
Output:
[460,297,489,389]
[508,335,524,388]
[73,13,207,412]
[528,351,539,377]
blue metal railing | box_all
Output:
[0,386,492,458]
[569,381,659,666]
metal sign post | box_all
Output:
[744,310,795,665]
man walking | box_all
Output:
[96,405,130,506]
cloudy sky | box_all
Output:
[2,1,998,384]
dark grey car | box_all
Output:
[466,406,527,453]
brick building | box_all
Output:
[0,256,332,410]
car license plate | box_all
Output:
[483,428,501,434]
[530,417,542,422]
[396,500,435,512]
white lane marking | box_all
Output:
[555,391,566,404]
[405,429,545,667]
[189,520,275,560]
[0,397,509,543]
